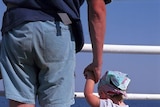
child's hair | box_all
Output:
[98,70,131,98]
[109,93,124,101]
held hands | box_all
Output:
[84,69,95,80]
[83,63,102,83]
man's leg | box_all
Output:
[10,100,35,107]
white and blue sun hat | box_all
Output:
[98,70,131,96]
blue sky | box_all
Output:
[0,0,160,94]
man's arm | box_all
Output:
[85,0,106,82]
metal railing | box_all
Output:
[75,92,160,100]
[82,44,160,54]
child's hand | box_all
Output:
[84,70,96,83]
[84,71,93,79]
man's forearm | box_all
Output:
[87,0,106,82]
[87,0,106,66]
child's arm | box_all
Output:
[84,71,100,107]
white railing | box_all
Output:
[82,44,160,54]
[1,91,160,100]
[75,92,160,100]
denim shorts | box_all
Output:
[0,21,76,107]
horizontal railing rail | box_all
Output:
[1,91,160,100]
[82,44,160,54]
[75,92,160,100]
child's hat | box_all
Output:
[98,70,131,96]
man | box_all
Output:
[0,0,111,107]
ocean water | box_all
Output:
[0,97,160,107]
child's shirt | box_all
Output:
[100,99,129,107]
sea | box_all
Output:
[0,97,160,107]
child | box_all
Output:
[84,70,131,107]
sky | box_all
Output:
[0,0,160,94]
